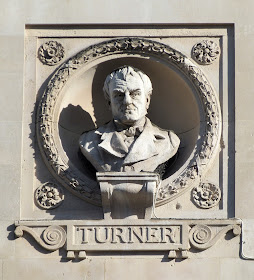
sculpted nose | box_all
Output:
[123,92,132,105]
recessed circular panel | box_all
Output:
[36,37,221,206]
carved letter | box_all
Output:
[80,227,93,244]
[161,227,176,243]
[95,227,109,243]
[146,227,160,243]
[111,227,128,243]
[129,227,145,243]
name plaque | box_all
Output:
[15,219,241,259]
[73,224,183,250]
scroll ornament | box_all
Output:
[15,225,66,251]
[189,224,241,250]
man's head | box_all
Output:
[103,66,153,125]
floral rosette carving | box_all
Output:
[37,37,221,206]
[192,40,220,65]
[192,183,221,208]
[35,182,64,209]
[38,41,65,66]
[192,40,220,64]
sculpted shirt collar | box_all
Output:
[98,117,167,163]
[113,118,146,137]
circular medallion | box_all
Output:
[192,183,221,209]
[35,182,64,209]
[38,41,65,66]
[192,40,220,65]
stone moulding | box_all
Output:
[36,37,222,207]
[15,219,241,259]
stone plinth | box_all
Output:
[97,172,159,219]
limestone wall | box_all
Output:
[1,1,254,279]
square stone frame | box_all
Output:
[21,24,234,220]
[14,24,245,259]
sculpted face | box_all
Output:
[108,74,150,125]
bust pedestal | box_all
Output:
[96,172,160,219]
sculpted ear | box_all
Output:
[146,95,151,109]
[108,100,111,110]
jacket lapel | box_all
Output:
[98,121,128,158]
[97,119,167,164]
[123,119,163,164]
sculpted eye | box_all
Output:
[130,90,141,97]
[113,91,123,98]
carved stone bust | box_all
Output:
[79,66,180,173]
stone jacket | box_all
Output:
[79,118,180,172]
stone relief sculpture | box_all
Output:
[192,40,220,65]
[79,66,180,173]
[38,40,65,66]
[192,183,221,209]
[35,182,64,210]
[36,37,222,206]
[15,35,241,260]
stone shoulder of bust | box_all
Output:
[79,65,180,173]
[79,118,180,172]
[150,122,180,147]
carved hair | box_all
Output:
[103,66,153,101]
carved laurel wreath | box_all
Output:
[36,37,221,207]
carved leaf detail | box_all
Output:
[192,40,220,65]
[35,182,64,210]
[38,41,65,66]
